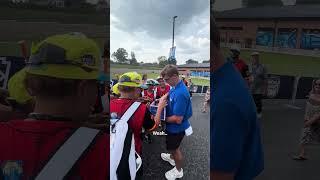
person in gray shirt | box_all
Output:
[249,52,267,119]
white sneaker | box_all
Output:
[161,153,175,166]
[165,167,183,180]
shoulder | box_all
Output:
[174,87,189,98]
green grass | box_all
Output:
[223,48,320,77]
[111,63,162,70]
[0,7,106,25]
[0,38,105,56]
[111,72,209,86]
[0,43,21,56]
[190,78,209,86]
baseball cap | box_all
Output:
[145,79,159,86]
[230,44,240,53]
[25,33,101,80]
[251,52,260,56]
[7,68,33,105]
[118,72,147,89]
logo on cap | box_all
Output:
[82,55,95,66]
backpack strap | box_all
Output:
[120,102,141,123]
[35,127,100,180]
[154,87,157,99]
[110,102,141,180]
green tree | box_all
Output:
[202,60,210,63]
[112,48,128,64]
[186,59,198,64]
[158,56,168,67]
[130,51,138,65]
[168,57,177,65]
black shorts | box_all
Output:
[166,131,185,151]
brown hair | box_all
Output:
[24,73,96,98]
[118,85,136,93]
[311,78,320,95]
[142,74,147,80]
[161,64,179,78]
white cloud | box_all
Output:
[111,0,209,65]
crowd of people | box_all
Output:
[227,44,268,119]
[211,17,320,180]
[110,65,193,179]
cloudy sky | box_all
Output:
[111,0,210,65]
[213,0,296,11]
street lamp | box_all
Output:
[172,16,178,48]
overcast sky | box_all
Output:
[213,0,296,11]
[111,0,210,65]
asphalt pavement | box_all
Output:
[142,95,210,180]
[257,99,320,180]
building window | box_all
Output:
[256,28,274,47]
[277,28,297,48]
[301,29,320,50]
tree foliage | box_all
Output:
[112,48,128,64]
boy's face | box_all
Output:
[158,79,165,87]
[148,85,154,91]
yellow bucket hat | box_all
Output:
[7,68,32,104]
[25,33,101,80]
[118,72,147,89]
[112,83,120,95]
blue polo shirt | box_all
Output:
[211,62,264,180]
[166,80,192,134]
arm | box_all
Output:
[146,93,169,131]
[211,101,247,179]
[307,113,320,124]
[166,115,183,124]
[165,93,188,124]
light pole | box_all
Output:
[172,16,178,48]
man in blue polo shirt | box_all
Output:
[210,18,264,180]
[160,64,192,180]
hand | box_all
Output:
[146,102,151,109]
[158,93,168,109]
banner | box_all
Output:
[264,74,295,99]
[169,46,176,59]
[0,56,25,90]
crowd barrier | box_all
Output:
[0,56,318,101]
